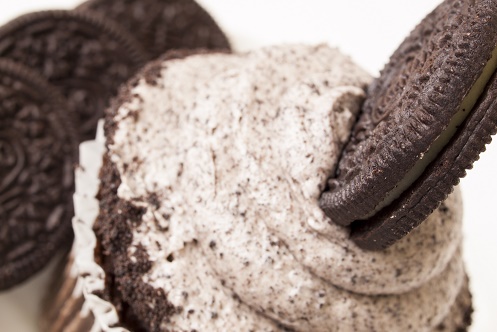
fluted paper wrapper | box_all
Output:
[41,121,128,332]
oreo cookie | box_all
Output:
[0,59,78,290]
[76,0,231,59]
[0,10,148,142]
[320,0,497,250]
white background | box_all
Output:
[0,1,495,331]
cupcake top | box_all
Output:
[89,44,464,331]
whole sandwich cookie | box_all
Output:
[320,0,497,250]
[0,59,78,290]
[0,10,148,142]
[56,45,469,332]
[76,0,231,59]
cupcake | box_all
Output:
[39,0,497,329]
[41,44,472,331]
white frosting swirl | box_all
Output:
[109,45,464,331]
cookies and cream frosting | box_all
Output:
[104,44,465,331]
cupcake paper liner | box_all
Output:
[42,121,128,332]
[71,121,126,332]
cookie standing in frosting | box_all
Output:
[92,45,468,331]
[320,0,497,250]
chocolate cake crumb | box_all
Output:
[94,154,178,331]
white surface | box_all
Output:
[0,0,495,331]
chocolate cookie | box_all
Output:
[0,10,148,142]
[76,0,231,59]
[320,0,497,250]
[0,59,78,290]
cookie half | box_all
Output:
[76,0,231,59]
[320,0,497,250]
[0,59,78,290]
[0,10,148,141]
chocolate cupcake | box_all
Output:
[41,44,472,332]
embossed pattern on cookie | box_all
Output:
[76,0,231,60]
[0,59,78,290]
[0,10,148,141]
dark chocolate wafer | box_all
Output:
[0,59,78,290]
[76,0,231,59]
[0,10,148,142]
[320,0,497,250]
